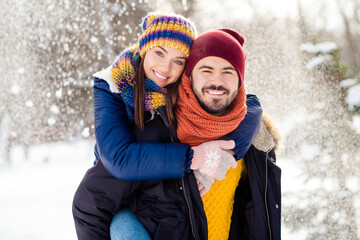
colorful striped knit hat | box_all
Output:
[138,12,197,58]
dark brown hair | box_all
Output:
[134,57,181,130]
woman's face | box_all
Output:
[143,46,187,88]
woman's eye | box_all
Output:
[155,51,163,57]
[224,71,233,75]
[174,60,184,65]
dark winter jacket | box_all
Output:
[229,114,282,240]
[126,108,282,240]
[91,73,282,239]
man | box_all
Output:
[173,28,282,240]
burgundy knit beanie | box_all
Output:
[185,28,246,87]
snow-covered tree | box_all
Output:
[283,41,360,240]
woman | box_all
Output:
[72,13,263,240]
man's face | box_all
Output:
[191,56,239,115]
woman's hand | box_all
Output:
[191,140,237,197]
[190,140,236,170]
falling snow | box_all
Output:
[1,0,359,239]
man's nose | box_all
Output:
[210,73,225,86]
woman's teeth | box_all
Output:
[154,71,167,79]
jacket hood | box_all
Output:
[252,113,283,154]
[93,65,119,93]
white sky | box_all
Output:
[172,0,347,33]
[251,0,343,31]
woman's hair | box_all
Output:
[134,57,180,131]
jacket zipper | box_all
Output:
[265,150,272,240]
[182,178,197,239]
[154,109,174,142]
[155,108,196,239]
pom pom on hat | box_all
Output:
[138,12,197,58]
[185,28,246,87]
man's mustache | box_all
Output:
[202,85,230,94]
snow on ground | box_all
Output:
[0,138,312,239]
[0,140,95,240]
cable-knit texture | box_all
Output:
[176,74,247,146]
[139,13,196,58]
[202,158,245,240]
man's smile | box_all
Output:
[205,90,226,97]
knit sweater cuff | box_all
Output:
[184,147,193,174]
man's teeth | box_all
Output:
[155,72,167,79]
[208,91,224,95]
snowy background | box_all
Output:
[1,0,360,239]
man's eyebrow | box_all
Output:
[198,65,214,70]
[223,66,236,71]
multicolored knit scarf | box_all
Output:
[111,45,166,117]
[176,74,247,146]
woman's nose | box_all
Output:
[159,59,171,72]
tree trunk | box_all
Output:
[296,0,308,42]
[336,0,360,77]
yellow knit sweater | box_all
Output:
[202,158,245,240]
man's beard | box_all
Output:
[192,84,238,115]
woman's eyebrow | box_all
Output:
[156,46,186,60]
[156,46,167,53]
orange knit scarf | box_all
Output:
[176,74,247,146]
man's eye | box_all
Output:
[202,70,212,73]
[224,71,233,75]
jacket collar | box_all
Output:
[252,113,283,154]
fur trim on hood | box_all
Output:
[252,113,283,154]
[93,65,119,93]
